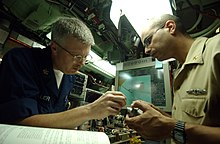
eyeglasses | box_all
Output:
[53,41,92,62]
[143,25,164,48]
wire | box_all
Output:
[190,18,220,37]
[87,73,111,90]
[187,13,203,33]
[181,0,220,37]
[186,0,203,33]
[185,0,220,19]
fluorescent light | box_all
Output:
[46,32,51,39]
[110,0,172,35]
[89,50,102,61]
[32,42,46,48]
[89,50,116,77]
[93,60,116,76]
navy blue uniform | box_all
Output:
[0,47,74,123]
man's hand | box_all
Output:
[87,91,126,119]
[125,100,176,140]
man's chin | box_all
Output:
[65,69,79,74]
[71,69,78,74]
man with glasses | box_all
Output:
[125,14,220,143]
[0,17,126,129]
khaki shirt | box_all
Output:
[172,34,220,126]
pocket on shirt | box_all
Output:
[181,96,207,118]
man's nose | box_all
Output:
[76,59,85,66]
[145,47,151,54]
[80,60,86,66]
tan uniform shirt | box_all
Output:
[172,34,220,126]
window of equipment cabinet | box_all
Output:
[115,57,172,112]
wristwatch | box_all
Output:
[172,120,186,144]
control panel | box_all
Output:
[71,73,88,97]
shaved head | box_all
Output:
[141,14,188,37]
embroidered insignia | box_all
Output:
[186,89,207,95]
[39,95,50,101]
[43,69,49,75]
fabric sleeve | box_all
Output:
[0,48,40,122]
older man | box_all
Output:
[0,17,126,129]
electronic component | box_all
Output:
[69,72,88,100]
[127,107,141,117]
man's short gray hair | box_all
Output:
[51,17,95,46]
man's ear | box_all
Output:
[165,20,176,35]
[50,41,58,55]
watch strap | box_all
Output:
[172,120,186,144]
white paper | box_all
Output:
[0,124,110,144]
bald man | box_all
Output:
[125,14,220,144]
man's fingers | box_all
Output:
[131,100,152,111]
